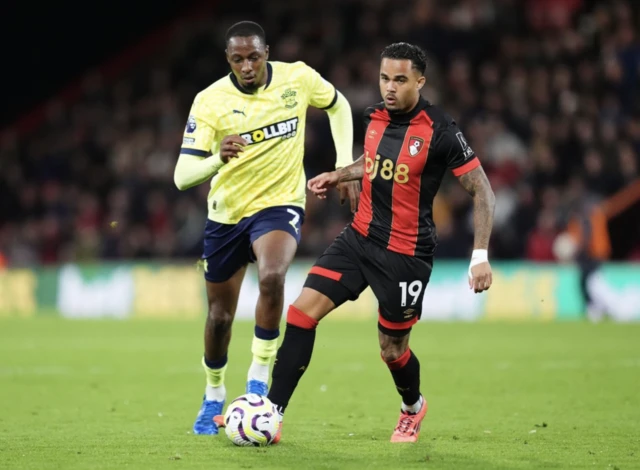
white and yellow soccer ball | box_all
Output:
[223,394,279,447]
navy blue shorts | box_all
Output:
[202,205,305,283]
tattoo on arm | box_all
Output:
[457,166,495,250]
[337,155,364,182]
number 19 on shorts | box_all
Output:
[399,281,424,307]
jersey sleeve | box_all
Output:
[302,63,338,110]
[436,123,480,176]
[180,94,217,157]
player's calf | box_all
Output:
[381,346,422,410]
[205,301,235,360]
[265,288,336,442]
[250,232,296,396]
[379,327,427,442]
[267,305,319,417]
[250,269,287,397]
[194,271,245,436]
[253,230,296,329]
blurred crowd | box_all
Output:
[1,0,640,266]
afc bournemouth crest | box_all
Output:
[408,136,424,156]
[281,88,298,109]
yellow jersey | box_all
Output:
[180,61,338,224]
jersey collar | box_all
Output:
[229,62,273,95]
[387,96,430,123]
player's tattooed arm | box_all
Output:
[336,154,364,182]
[457,166,495,250]
[308,155,363,204]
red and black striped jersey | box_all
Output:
[351,97,480,258]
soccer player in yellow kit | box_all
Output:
[173,21,358,435]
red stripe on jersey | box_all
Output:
[352,109,390,237]
[451,156,480,176]
[387,111,434,256]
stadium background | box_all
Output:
[1,0,639,321]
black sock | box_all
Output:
[385,349,421,407]
[267,322,316,413]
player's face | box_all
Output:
[226,36,270,91]
[379,58,425,113]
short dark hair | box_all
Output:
[225,21,266,45]
[380,42,428,75]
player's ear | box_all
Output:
[264,45,270,60]
[417,75,426,91]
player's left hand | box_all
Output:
[469,262,492,293]
[337,181,360,213]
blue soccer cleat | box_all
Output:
[246,379,268,396]
[193,396,225,435]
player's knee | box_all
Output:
[380,342,409,363]
[258,270,286,298]
[207,305,233,334]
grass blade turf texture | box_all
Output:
[0,318,638,469]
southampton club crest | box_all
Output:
[281,88,298,109]
[408,136,424,156]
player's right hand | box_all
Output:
[469,261,492,293]
[220,135,247,163]
[308,171,340,199]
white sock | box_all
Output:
[205,384,226,402]
[247,360,269,384]
[401,396,423,414]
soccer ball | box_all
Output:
[223,394,279,447]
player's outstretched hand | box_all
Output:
[308,172,340,199]
[220,135,247,163]
[337,181,360,213]
[469,262,492,293]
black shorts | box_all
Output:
[304,226,433,336]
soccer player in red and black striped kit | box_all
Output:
[220,42,496,443]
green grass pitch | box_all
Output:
[1,318,639,469]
